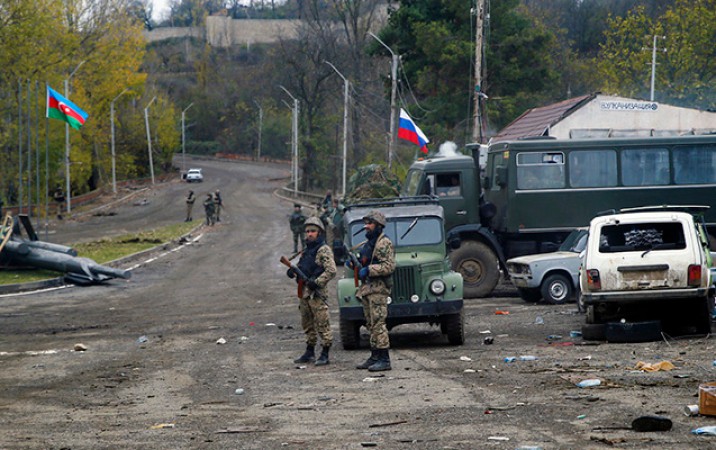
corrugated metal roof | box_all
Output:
[490,94,595,143]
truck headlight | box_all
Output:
[429,279,446,295]
[410,294,420,303]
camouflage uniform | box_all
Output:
[203,194,215,226]
[213,190,223,222]
[289,217,336,366]
[357,233,395,349]
[185,190,195,222]
[297,239,336,348]
[289,205,306,252]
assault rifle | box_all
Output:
[279,255,309,298]
[343,244,362,287]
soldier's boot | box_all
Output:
[356,348,378,370]
[314,346,330,366]
[293,345,315,364]
[368,349,392,372]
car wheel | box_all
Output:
[581,323,606,341]
[450,241,500,299]
[541,274,573,305]
[441,310,465,345]
[693,296,712,335]
[517,288,542,302]
[339,316,361,350]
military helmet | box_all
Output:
[362,210,386,226]
[304,216,325,232]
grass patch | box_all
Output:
[0,221,198,285]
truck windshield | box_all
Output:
[402,170,423,196]
[350,217,443,248]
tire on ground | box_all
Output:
[541,273,573,305]
[581,323,606,341]
[339,316,361,350]
[450,240,500,298]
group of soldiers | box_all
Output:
[185,189,222,225]
[289,191,344,254]
[286,200,396,372]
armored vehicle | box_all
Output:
[336,197,464,349]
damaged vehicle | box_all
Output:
[580,206,714,341]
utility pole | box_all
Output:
[279,86,299,195]
[369,32,399,169]
[64,60,85,214]
[182,103,194,173]
[648,35,666,101]
[253,99,263,161]
[324,61,350,198]
[111,88,130,194]
[472,0,486,144]
[144,96,157,185]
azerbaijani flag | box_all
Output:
[398,108,429,154]
[46,86,88,130]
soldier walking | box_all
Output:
[289,204,306,253]
[287,217,336,366]
[185,190,195,222]
[203,193,215,226]
[353,210,395,371]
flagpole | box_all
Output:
[18,79,23,215]
[64,60,85,215]
[368,33,399,170]
[144,96,157,185]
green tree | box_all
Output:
[597,0,716,108]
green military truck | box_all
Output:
[336,197,464,349]
[401,135,716,298]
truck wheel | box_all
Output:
[450,241,499,298]
[441,310,465,345]
[517,288,542,303]
[541,274,573,305]
[339,316,361,350]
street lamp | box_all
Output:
[369,32,399,169]
[64,60,85,213]
[324,61,350,198]
[144,96,157,185]
[110,88,130,194]
[279,85,299,195]
[253,99,263,161]
[182,103,194,173]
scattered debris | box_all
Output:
[684,404,699,416]
[459,356,472,362]
[483,336,494,345]
[73,343,87,352]
[369,419,407,428]
[692,425,716,436]
[235,388,245,395]
[631,415,672,432]
[150,423,175,429]
[487,436,509,441]
[495,310,510,315]
[137,335,148,344]
[576,379,602,388]
[535,316,544,324]
[216,338,227,345]
[633,360,675,372]
[215,426,268,433]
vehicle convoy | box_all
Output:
[580,206,714,341]
[401,134,716,298]
[335,197,464,349]
[507,228,587,304]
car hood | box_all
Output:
[508,251,579,265]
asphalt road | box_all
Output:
[1,158,716,449]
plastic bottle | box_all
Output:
[504,356,516,362]
[535,316,544,324]
[576,379,601,388]
[519,355,537,361]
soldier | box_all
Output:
[287,217,336,366]
[353,210,395,371]
[53,186,65,220]
[213,189,223,222]
[289,204,306,253]
[185,190,196,222]
[203,193,215,226]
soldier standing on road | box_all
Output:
[289,204,306,253]
[185,190,196,222]
[353,210,395,371]
[214,189,223,222]
[287,217,336,366]
[53,186,66,220]
[203,193,215,226]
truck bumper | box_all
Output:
[340,299,464,321]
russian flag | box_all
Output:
[398,108,429,154]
